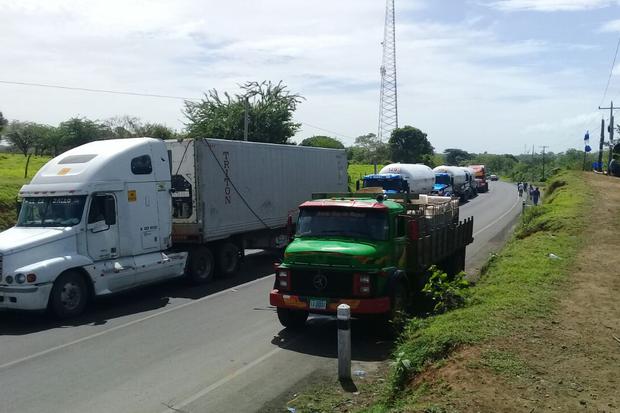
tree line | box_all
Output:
[2,79,614,182]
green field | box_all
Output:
[0,154,50,230]
[347,164,384,190]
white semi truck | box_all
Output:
[0,138,347,317]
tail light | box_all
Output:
[353,273,371,296]
[276,268,291,291]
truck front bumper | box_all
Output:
[270,289,391,315]
[0,284,52,311]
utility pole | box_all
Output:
[378,0,398,142]
[243,97,250,141]
[598,118,605,172]
[539,145,549,181]
[598,101,618,172]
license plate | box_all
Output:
[309,298,327,310]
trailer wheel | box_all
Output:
[49,271,89,319]
[216,242,240,277]
[188,246,214,284]
[277,307,308,329]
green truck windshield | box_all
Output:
[17,196,87,227]
[296,208,389,241]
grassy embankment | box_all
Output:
[284,170,591,412]
[0,154,50,230]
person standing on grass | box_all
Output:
[532,187,540,205]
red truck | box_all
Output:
[468,165,489,193]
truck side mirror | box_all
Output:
[104,197,116,226]
[15,198,22,219]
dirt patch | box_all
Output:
[413,173,620,412]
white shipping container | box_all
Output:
[167,139,348,243]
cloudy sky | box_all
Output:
[1,0,619,154]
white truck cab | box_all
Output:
[0,138,187,317]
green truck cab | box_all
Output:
[269,193,474,328]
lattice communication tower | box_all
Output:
[378,0,398,142]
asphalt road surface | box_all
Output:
[0,181,521,413]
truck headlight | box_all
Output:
[5,275,14,284]
[15,273,26,284]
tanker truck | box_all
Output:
[432,165,469,201]
[361,163,435,195]
[459,167,478,200]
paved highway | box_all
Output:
[0,181,521,413]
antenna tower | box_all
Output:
[378,0,398,141]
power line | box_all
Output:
[299,122,357,140]
[598,34,620,108]
[1,79,362,141]
[0,79,198,101]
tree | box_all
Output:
[58,117,110,148]
[389,126,434,165]
[5,121,53,177]
[348,133,390,164]
[138,123,176,140]
[299,135,344,149]
[0,111,7,134]
[184,81,303,144]
[444,148,472,166]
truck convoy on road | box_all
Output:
[270,192,474,329]
[361,163,435,195]
[0,138,347,317]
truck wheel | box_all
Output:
[277,307,309,329]
[188,246,214,284]
[49,271,88,319]
[216,242,240,277]
[377,281,409,338]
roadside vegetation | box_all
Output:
[0,154,49,230]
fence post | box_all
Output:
[337,304,351,380]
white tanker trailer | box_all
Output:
[361,163,435,195]
[432,165,471,201]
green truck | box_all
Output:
[269,193,474,328]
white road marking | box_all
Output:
[0,274,274,371]
[160,347,283,413]
[473,195,522,237]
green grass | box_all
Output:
[360,170,590,411]
[0,154,50,230]
[348,164,385,191]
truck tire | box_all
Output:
[277,307,309,329]
[216,242,240,277]
[49,271,89,319]
[376,280,409,338]
[188,246,214,284]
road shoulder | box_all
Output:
[397,172,620,412]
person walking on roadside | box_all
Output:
[532,187,540,205]
[518,182,524,197]
[523,182,528,193]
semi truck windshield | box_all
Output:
[296,208,389,240]
[17,196,87,227]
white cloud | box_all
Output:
[601,19,620,32]
[489,0,617,11]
